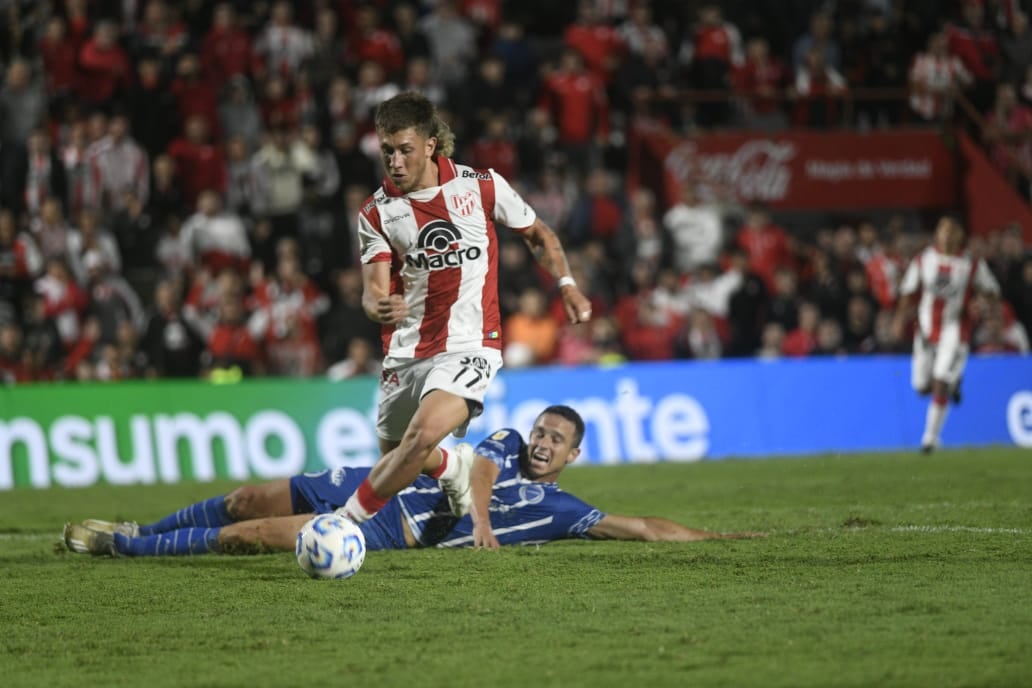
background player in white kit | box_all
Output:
[895,216,1000,453]
[337,92,593,525]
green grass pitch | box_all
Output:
[1,447,1030,688]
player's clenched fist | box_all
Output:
[560,284,593,324]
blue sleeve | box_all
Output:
[474,428,525,474]
[550,492,606,540]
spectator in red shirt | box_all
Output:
[733,37,788,131]
[782,301,820,357]
[680,4,743,127]
[469,114,518,181]
[617,292,684,361]
[201,3,255,93]
[38,17,78,99]
[205,289,263,377]
[166,115,227,208]
[539,48,609,175]
[349,5,405,79]
[566,168,625,247]
[35,258,88,349]
[250,250,328,376]
[171,54,220,139]
[132,0,190,67]
[64,0,92,53]
[736,206,793,291]
[258,75,299,130]
[76,21,130,108]
[948,0,1001,111]
[462,0,502,41]
[984,82,1032,185]
[792,47,849,129]
[563,0,625,84]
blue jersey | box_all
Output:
[289,428,605,550]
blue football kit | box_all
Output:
[289,428,606,550]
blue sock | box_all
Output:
[113,528,222,556]
[138,496,234,535]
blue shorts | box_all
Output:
[289,467,409,551]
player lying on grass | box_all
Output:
[64,405,759,557]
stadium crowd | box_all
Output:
[0,0,1029,384]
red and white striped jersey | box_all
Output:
[899,247,1000,343]
[908,52,971,120]
[357,158,536,361]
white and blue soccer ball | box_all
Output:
[296,514,367,580]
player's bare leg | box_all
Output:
[219,514,313,553]
[224,480,295,519]
[339,389,472,522]
[921,379,951,453]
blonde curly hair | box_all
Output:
[374,91,455,158]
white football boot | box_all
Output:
[81,519,140,537]
[63,523,116,556]
[439,443,475,517]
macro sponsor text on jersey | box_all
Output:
[357,157,537,360]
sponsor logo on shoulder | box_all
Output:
[491,430,510,440]
[462,169,491,180]
[362,199,376,214]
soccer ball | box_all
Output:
[296,514,367,580]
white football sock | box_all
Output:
[922,400,949,448]
[336,495,373,524]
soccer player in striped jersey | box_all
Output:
[64,406,756,557]
[337,92,592,528]
[895,217,1000,453]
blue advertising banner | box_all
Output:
[467,354,1032,463]
[2,354,1029,489]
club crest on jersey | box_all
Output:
[933,264,955,295]
[405,219,482,270]
[450,191,477,217]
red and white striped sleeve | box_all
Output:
[488,170,536,232]
[356,196,391,264]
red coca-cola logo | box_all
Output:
[666,139,796,202]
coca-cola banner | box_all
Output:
[631,124,959,211]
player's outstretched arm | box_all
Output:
[519,218,592,324]
[586,514,763,542]
[469,455,501,549]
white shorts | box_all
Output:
[911,329,968,392]
[376,349,503,442]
